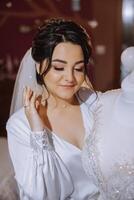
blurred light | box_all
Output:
[88,20,98,29]
[95,45,106,55]
[122,0,134,24]
[71,0,81,11]
[34,19,41,25]
[19,25,31,34]
[6,2,12,8]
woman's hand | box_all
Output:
[23,86,46,132]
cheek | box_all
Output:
[76,74,85,85]
[43,73,62,92]
[44,71,61,83]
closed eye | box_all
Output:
[52,66,64,71]
[74,67,84,72]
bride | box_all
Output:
[7,17,134,200]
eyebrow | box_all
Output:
[52,59,84,65]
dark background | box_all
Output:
[0,0,122,136]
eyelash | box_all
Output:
[75,68,84,72]
[53,66,84,72]
[53,67,64,71]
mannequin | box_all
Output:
[82,47,134,200]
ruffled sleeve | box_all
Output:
[6,108,74,200]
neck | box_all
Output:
[46,94,78,109]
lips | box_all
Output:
[59,84,75,88]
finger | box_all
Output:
[41,95,46,106]
[24,86,31,107]
[35,100,40,109]
[27,86,33,99]
[30,92,37,108]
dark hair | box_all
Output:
[31,18,92,85]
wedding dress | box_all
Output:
[82,48,134,200]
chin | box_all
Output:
[52,88,78,100]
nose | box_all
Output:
[64,69,75,82]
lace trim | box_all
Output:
[105,161,134,200]
[82,102,107,197]
[30,129,52,151]
[82,98,134,200]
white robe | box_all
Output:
[6,89,99,200]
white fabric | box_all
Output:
[82,71,134,200]
[6,90,99,200]
[10,49,42,116]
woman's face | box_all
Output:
[43,42,85,100]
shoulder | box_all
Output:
[100,88,121,104]
[6,107,31,138]
[78,87,121,105]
